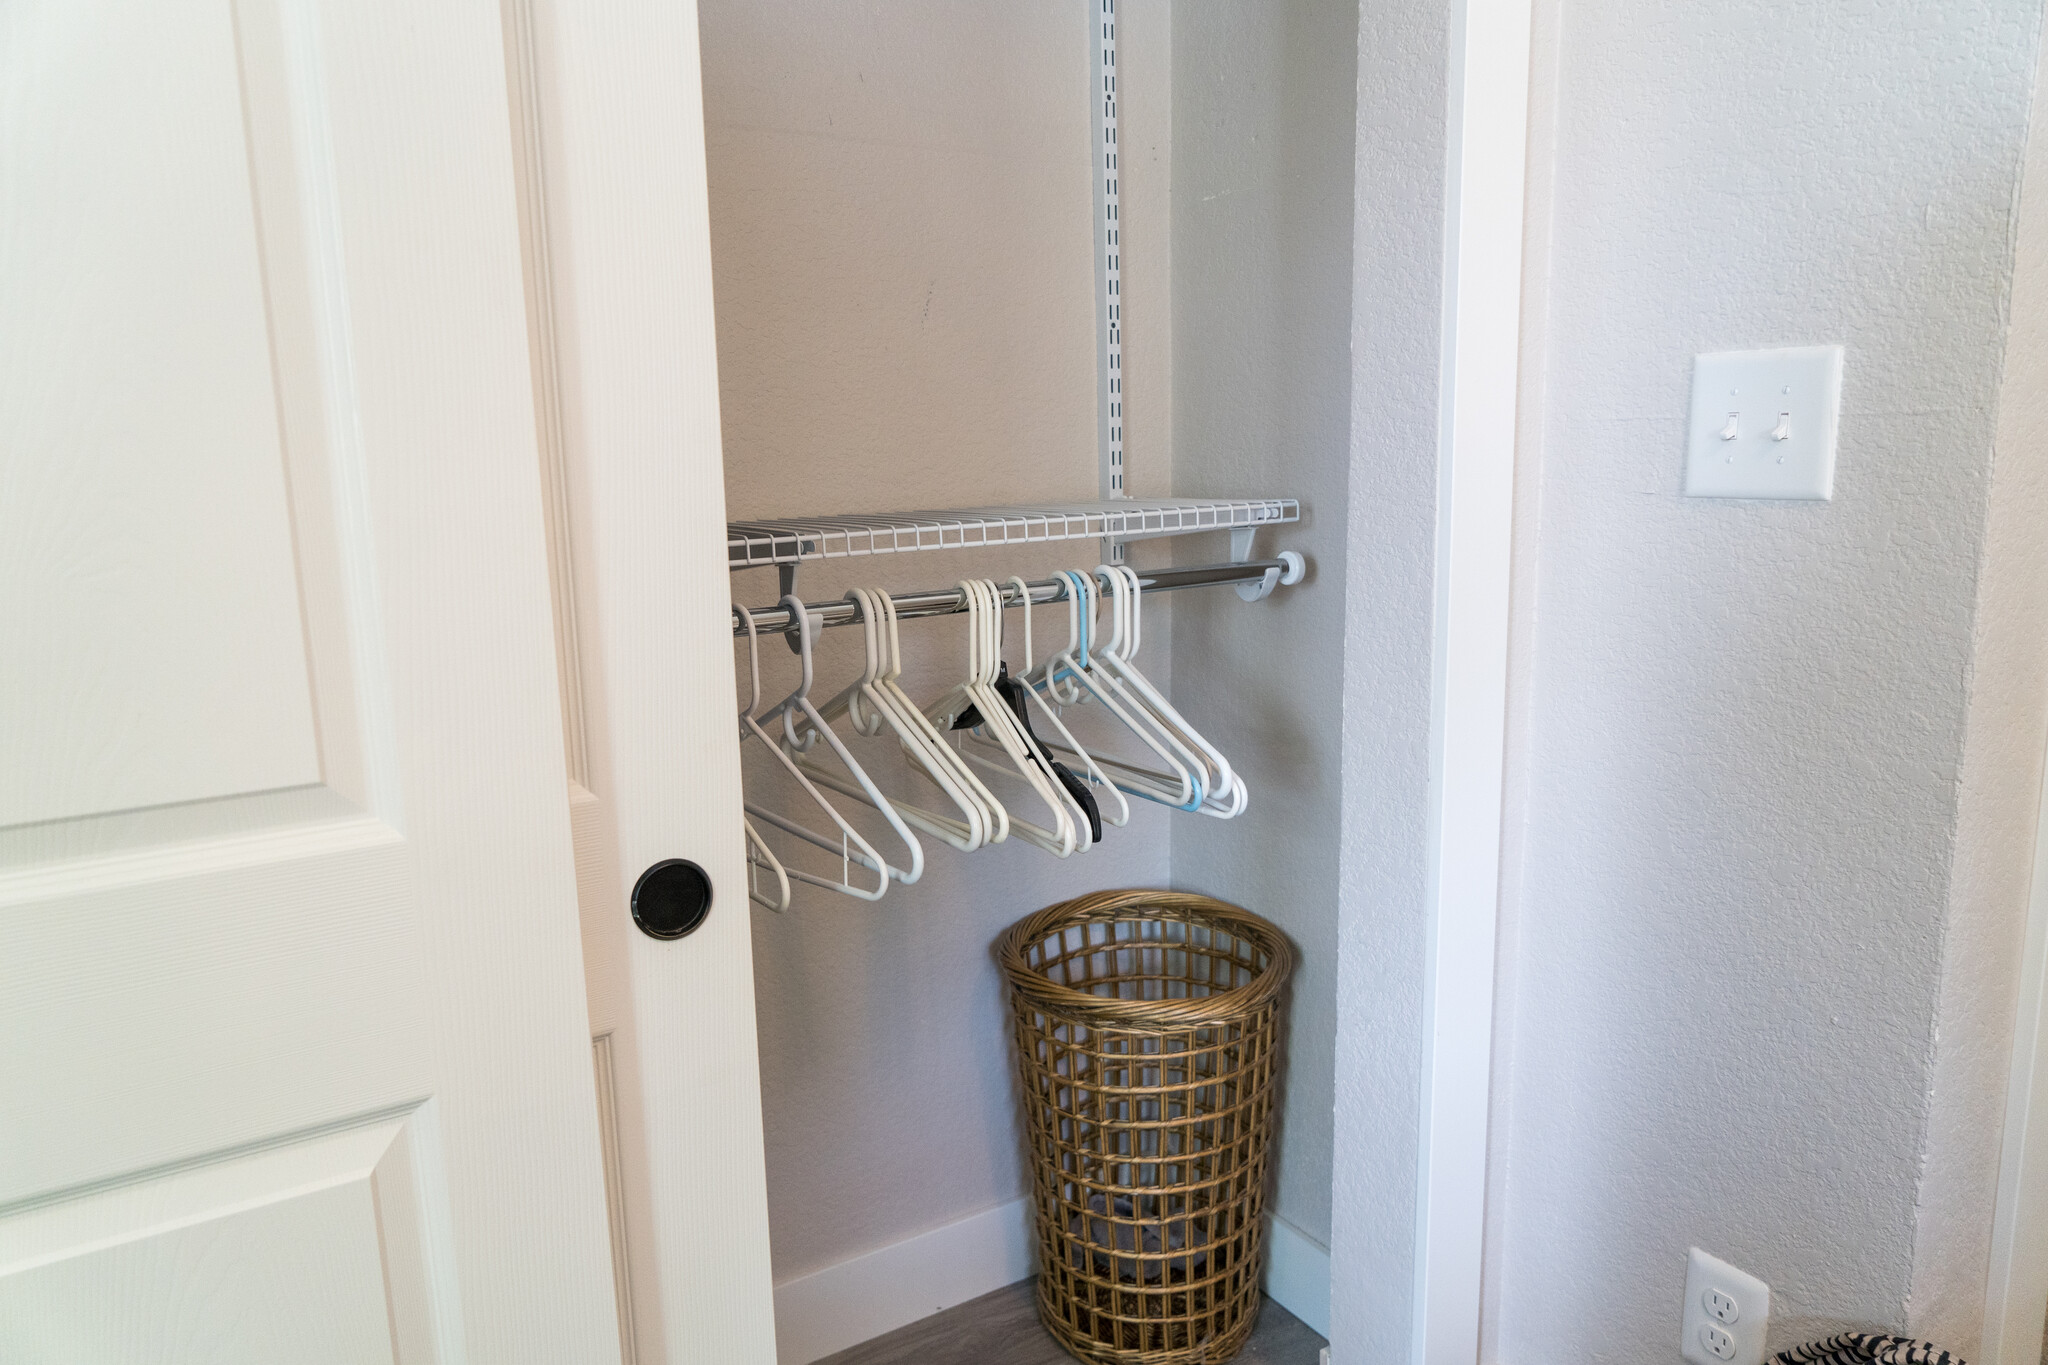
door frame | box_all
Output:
[1405,0,1536,1361]
[506,0,1546,1357]
[1985,727,2048,1364]
[1976,20,2048,1365]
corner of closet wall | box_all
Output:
[695,0,1179,1346]
[1168,0,1358,1328]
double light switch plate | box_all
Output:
[1684,345,1843,500]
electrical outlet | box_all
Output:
[1699,1323,1738,1360]
[1681,1247,1770,1365]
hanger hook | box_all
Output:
[1095,563,1125,657]
[954,580,982,684]
[970,579,993,685]
[1119,565,1144,659]
[844,587,881,685]
[877,585,905,684]
[830,587,882,738]
[733,603,763,719]
[1055,571,1081,666]
[1005,575,1032,674]
[774,592,817,711]
[979,579,1000,685]
[1068,570,1094,668]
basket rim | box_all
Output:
[997,888,1296,1025]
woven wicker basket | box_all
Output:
[999,889,1295,1365]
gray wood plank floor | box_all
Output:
[813,1279,1326,1365]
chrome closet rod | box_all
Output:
[730,559,1286,636]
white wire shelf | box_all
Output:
[726,498,1299,570]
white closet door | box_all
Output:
[0,0,625,1359]
[511,1,779,1362]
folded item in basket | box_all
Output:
[1070,1192,1213,1283]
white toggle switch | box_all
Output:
[1684,345,1842,499]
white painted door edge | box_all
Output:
[515,1,778,1358]
[1407,0,1534,1363]
[1981,719,2048,1365]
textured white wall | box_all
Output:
[697,0,1179,1284]
[1489,2,2046,1360]
[1169,0,1359,1256]
[1915,22,2048,1350]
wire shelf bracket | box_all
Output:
[727,498,1300,571]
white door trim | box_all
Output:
[1983,732,2048,1365]
[1410,1,1535,1362]
[1975,21,2048,1365]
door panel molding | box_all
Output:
[0,0,323,829]
[238,0,401,820]
[0,810,397,907]
[502,0,591,790]
[1,0,625,1352]
[0,1109,454,1364]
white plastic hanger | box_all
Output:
[734,600,893,901]
[927,580,1078,857]
[743,816,791,912]
[960,577,1081,856]
[1080,563,1234,815]
[847,585,1004,850]
[970,574,1129,833]
[868,586,1011,847]
[1098,564,1247,819]
[792,587,999,853]
[1027,568,1204,811]
[1107,564,1227,789]
[1027,567,1201,810]
[732,605,796,911]
[979,576,1097,849]
[737,627,854,907]
[773,592,924,884]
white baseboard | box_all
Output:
[1264,1214,1332,1340]
[773,1198,1332,1364]
[773,1198,1034,1365]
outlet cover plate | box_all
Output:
[1684,345,1842,500]
[1681,1247,1771,1365]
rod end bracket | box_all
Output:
[1232,536,1304,601]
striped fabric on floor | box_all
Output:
[1773,1334,1964,1365]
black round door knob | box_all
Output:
[631,859,713,939]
